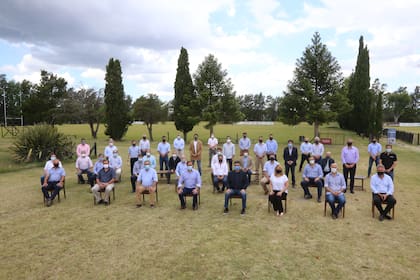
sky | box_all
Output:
[0,0,419,101]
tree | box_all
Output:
[132,93,167,141]
[83,88,105,139]
[194,54,243,134]
[173,47,200,140]
[279,32,343,136]
[104,58,131,140]
[385,87,411,123]
[370,78,385,137]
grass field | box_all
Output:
[0,122,419,279]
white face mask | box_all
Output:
[309,160,315,165]
[109,143,113,147]
[227,139,231,143]
[50,156,56,161]
[243,153,248,157]
[386,148,392,153]
[103,164,109,169]
[146,153,151,157]
[331,168,337,174]
[81,154,86,158]
[177,136,181,140]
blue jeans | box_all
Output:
[159,155,169,172]
[213,175,228,191]
[368,156,380,177]
[224,189,246,209]
[326,193,346,216]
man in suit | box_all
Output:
[189,133,203,175]
[320,151,335,177]
[283,139,298,188]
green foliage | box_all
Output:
[104,58,131,140]
[279,32,343,136]
[132,93,167,141]
[384,87,411,123]
[11,124,74,162]
[237,93,280,121]
[173,47,200,139]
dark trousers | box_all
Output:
[343,164,357,191]
[299,154,310,171]
[41,181,61,200]
[301,178,323,198]
[179,188,198,207]
[159,155,169,173]
[88,174,96,187]
[130,158,137,175]
[245,169,252,183]
[269,191,287,212]
[224,189,247,209]
[213,175,228,191]
[131,175,138,192]
[78,169,93,184]
[367,157,380,177]
[373,193,397,216]
[227,158,233,171]
[266,154,277,161]
[285,163,296,185]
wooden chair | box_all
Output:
[211,173,224,193]
[267,195,287,213]
[43,181,66,205]
[141,183,159,203]
[229,192,246,207]
[324,193,345,218]
[371,195,395,218]
[93,187,116,205]
[183,190,201,207]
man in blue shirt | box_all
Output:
[157,136,171,176]
[136,160,158,208]
[300,156,324,202]
[367,138,382,177]
[42,159,66,207]
[224,161,249,215]
[299,137,313,172]
[128,140,140,175]
[130,154,143,193]
[324,163,346,219]
[177,161,201,210]
[371,164,397,221]
[265,134,278,161]
[92,159,115,205]
[239,132,251,156]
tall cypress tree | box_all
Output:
[173,47,200,140]
[104,58,130,140]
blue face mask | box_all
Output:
[288,143,293,148]
[234,166,241,171]
[187,166,193,171]
[144,165,150,171]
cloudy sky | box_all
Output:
[0,0,419,101]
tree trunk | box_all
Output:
[314,121,320,137]
[147,123,153,141]
[183,131,188,142]
[88,121,97,139]
[209,125,214,135]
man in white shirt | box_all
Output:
[371,164,397,221]
[173,134,185,157]
[139,135,150,156]
[157,136,171,176]
[109,149,122,182]
[212,154,228,192]
[207,134,218,167]
[312,136,324,164]
[254,136,267,178]
[299,137,313,172]
[104,138,118,160]
[222,136,235,171]
[75,152,93,184]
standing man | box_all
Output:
[168,153,181,183]
[324,163,346,219]
[320,151,335,177]
[189,133,203,175]
[128,140,140,175]
[76,138,90,158]
[379,144,398,180]
[42,159,66,207]
[109,150,122,182]
[260,155,279,195]
[224,161,248,215]
[266,133,278,161]
[139,134,150,156]
[312,136,324,164]
[157,136,171,177]
[92,159,115,206]
[254,136,267,180]
[207,133,218,167]
[130,154,143,193]
[177,161,201,210]
[341,139,359,194]
[239,132,251,156]
[135,160,158,208]
[173,134,185,157]
[300,156,324,202]
[104,138,118,160]
[223,136,235,171]
[240,152,253,184]
[371,164,397,221]
[367,137,382,177]
[212,154,229,192]
[283,139,298,188]
[299,137,312,172]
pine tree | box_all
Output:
[173,47,200,140]
[104,58,131,140]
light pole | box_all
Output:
[2,88,6,127]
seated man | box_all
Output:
[136,160,158,208]
[89,154,104,188]
[371,164,397,221]
[109,149,122,182]
[130,153,143,193]
[92,159,115,205]
[320,151,335,177]
[42,159,66,207]
[324,163,346,219]
[224,161,248,215]
[300,156,324,202]
[212,154,228,192]
[240,152,253,183]
[260,156,279,195]
[75,152,93,184]
[41,153,62,185]
[177,161,201,210]
[168,153,181,182]
[211,148,227,169]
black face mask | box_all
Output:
[219,160,222,163]
[347,142,352,146]
[269,137,273,140]
[132,144,136,146]
[163,139,166,142]
[194,137,198,140]
[143,137,146,140]
[378,172,384,176]
[53,164,59,168]
[315,141,319,144]
[259,140,263,143]
[276,169,282,174]
[270,158,275,161]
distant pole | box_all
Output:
[19,90,23,126]
[2,88,6,127]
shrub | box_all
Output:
[11,124,75,162]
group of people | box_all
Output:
[40,133,398,221]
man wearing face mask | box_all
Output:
[130,153,144,193]
[266,134,278,161]
[168,153,181,183]
[92,159,115,206]
[207,133,218,167]
[324,163,346,219]
[312,136,324,164]
[301,156,324,202]
[109,150,122,182]
[42,159,66,207]
[189,134,203,175]
[224,161,249,215]
[76,138,90,158]
[239,132,251,156]
[222,136,235,171]
[177,161,202,210]
[75,152,93,184]
[41,153,63,185]
[128,140,140,175]
[260,155,279,195]
[341,139,359,193]
[299,137,313,172]
[104,138,118,160]
[371,164,397,221]
[320,151,335,177]
[90,153,104,188]
[139,135,150,156]
[157,136,171,177]
[175,155,188,188]
[367,137,382,177]
[254,136,267,180]
[283,139,298,188]
[144,149,157,169]
[379,144,397,181]
[212,154,229,192]
[136,160,158,208]
[173,134,185,157]
[240,152,253,184]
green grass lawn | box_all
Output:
[0,122,419,279]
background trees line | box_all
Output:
[1,33,419,140]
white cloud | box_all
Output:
[80,68,105,80]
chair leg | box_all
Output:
[324,200,327,216]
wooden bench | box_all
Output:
[156,170,174,184]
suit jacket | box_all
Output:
[240,156,253,170]
[189,140,203,160]
[283,146,298,166]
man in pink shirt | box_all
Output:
[76,138,90,158]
